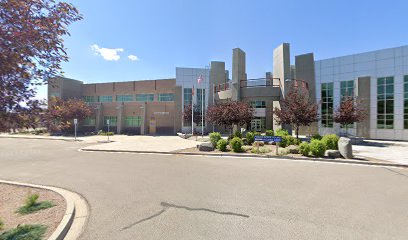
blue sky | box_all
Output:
[37,0,408,99]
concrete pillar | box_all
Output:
[272,43,291,131]
[173,86,183,134]
[95,103,103,132]
[295,53,318,135]
[116,102,124,134]
[232,48,246,101]
[356,77,371,138]
[141,102,146,135]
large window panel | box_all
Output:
[377,76,394,129]
[125,116,141,127]
[116,95,134,102]
[158,93,174,102]
[136,94,154,102]
[321,82,334,128]
[103,116,117,126]
[98,96,113,102]
[183,88,192,107]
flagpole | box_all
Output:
[201,83,204,138]
[192,84,194,136]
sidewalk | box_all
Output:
[81,135,201,153]
[353,140,408,165]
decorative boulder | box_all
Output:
[286,145,299,154]
[338,137,353,159]
[325,150,342,158]
[198,142,214,152]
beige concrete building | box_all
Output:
[49,43,408,140]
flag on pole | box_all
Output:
[192,85,194,96]
[197,75,203,85]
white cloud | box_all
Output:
[91,44,124,61]
[128,55,139,61]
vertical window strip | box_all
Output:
[321,82,333,128]
[404,76,408,129]
[377,77,394,129]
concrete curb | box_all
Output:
[0,135,83,142]
[80,148,408,169]
[0,180,89,240]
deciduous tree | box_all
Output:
[273,87,318,139]
[0,0,82,132]
[44,97,92,133]
[334,96,366,136]
[206,101,254,132]
[183,104,202,127]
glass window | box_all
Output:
[196,89,205,107]
[116,95,133,102]
[377,76,394,129]
[125,116,141,127]
[250,117,266,131]
[183,88,192,107]
[83,117,95,126]
[98,96,113,102]
[159,93,174,102]
[340,80,354,101]
[103,116,117,126]
[404,75,408,129]
[83,96,96,103]
[250,100,266,108]
[321,82,334,128]
[136,94,154,102]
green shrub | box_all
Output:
[286,135,295,145]
[311,133,322,140]
[26,193,39,208]
[209,132,222,147]
[230,137,243,153]
[265,130,274,136]
[252,141,265,147]
[216,139,228,152]
[0,224,47,240]
[275,129,289,136]
[299,142,311,156]
[254,131,262,136]
[294,138,302,145]
[245,132,255,145]
[0,218,3,230]
[17,194,55,215]
[278,136,288,148]
[251,146,271,154]
[310,140,326,158]
[322,134,339,150]
[98,130,114,136]
[233,130,242,139]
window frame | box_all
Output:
[377,76,394,129]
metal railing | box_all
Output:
[240,77,281,88]
[214,82,231,93]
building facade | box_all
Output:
[49,44,408,140]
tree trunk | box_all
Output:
[296,126,299,139]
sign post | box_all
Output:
[106,119,110,142]
[73,119,78,141]
[254,136,282,155]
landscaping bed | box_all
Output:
[0,183,66,239]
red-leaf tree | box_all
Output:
[273,87,318,139]
[0,0,82,132]
[183,104,202,126]
[44,97,92,133]
[334,96,366,136]
[206,101,254,132]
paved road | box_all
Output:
[0,138,408,240]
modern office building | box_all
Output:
[49,43,408,140]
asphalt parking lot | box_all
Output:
[0,138,407,240]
